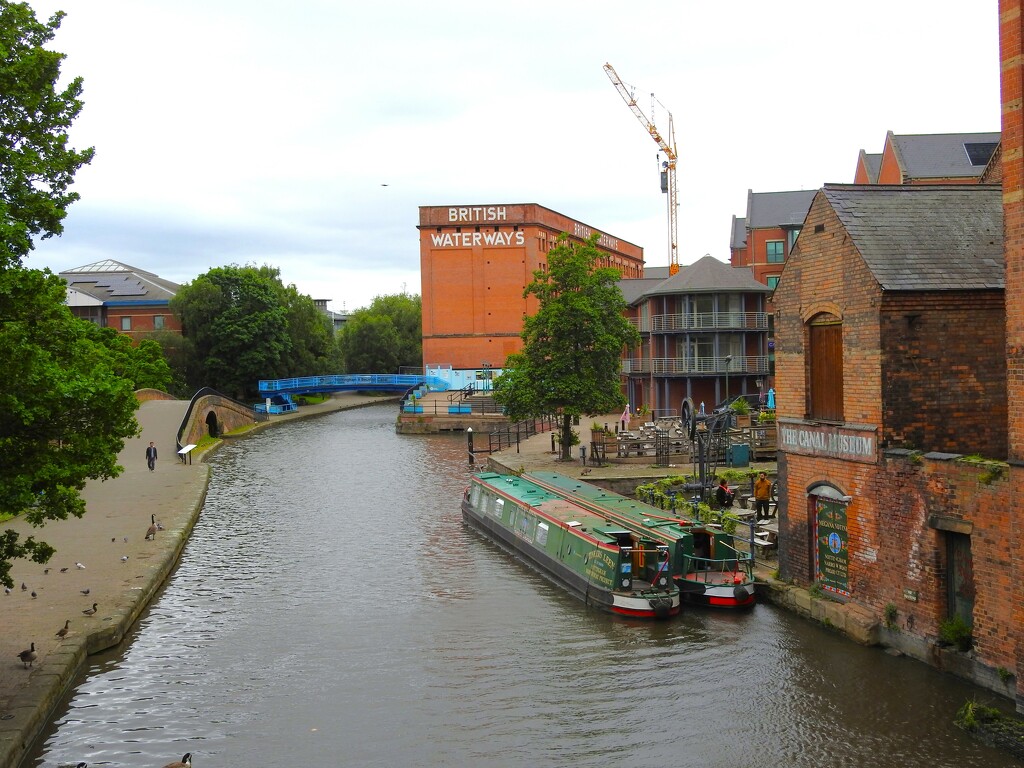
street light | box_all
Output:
[724,354,733,402]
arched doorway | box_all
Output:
[205,411,219,438]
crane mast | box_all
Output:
[603,62,679,275]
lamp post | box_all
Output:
[724,354,733,403]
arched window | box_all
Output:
[808,313,843,421]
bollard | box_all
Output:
[467,427,474,465]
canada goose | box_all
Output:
[17,642,36,667]
[82,603,98,616]
[161,753,192,767]
[56,620,70,638]
[146,514,158,540]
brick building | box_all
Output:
[730,189,816,293]
[773,180,1018,700]
[418,204,643,385]
[621,255,770,416]
[853,130,999,185]
[60,260,182,339]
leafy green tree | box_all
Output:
[334,293,421,373]
[0,3,137,587]
[170,264,291,398]
[0,2,94,265]
[272,275,333,376]
[337,313,401,373]
[0,268,139,587]
[84,327,173,392]
[494,234,638,460]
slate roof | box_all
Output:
[641,255,770,298]
[746,189,816,229]
[60,260,180,303]
[889,131,1000,180]
[730,215,746,249]
[857,150,882,183]
[820,184,1003,291]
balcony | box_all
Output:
[630,311,769,333]
[622,356,769,376]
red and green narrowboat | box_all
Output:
[524,471,756,609]
[462,472,680,619]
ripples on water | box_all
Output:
[30,404,1020,767]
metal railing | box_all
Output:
[631,311,769,333]
[401,397,505,416]
[621,356,770,375]
[487,415,557,454]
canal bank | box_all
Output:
[0,392,394,768]
[484,420,1023,711]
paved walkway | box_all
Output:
[0,392,390,768]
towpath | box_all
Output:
[0,392,391,768]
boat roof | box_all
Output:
[471,473,627,544]
[526,471,697,539]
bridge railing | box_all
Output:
[259,374,449,395]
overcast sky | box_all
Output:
[24,0,1000,312]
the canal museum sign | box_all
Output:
[777,420,878,464]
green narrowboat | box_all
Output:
[524,471,756,608]
[462,472,680,619]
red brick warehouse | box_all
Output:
[418,203,643,378]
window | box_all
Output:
[786,227,801,253]
[121,316,132,331]
[153,315,165,330]
[808,315,843,421]
[767,276,780,290]
[766,240,785,264]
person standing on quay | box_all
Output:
[754,471,772,522]
[146,441,158,471]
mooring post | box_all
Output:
[467,427,474,465]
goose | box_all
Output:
[82,603,98,616]
[56,620,70,638]
[161,753,192,767]
[146,514,158,540]
[17,642,36,668]
[80,588,90,595]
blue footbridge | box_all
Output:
[257,374,451,414]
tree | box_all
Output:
[0,268,139,587]
[334,293,421,373]
[170,265,291,399]
[271,274,333,377]
[85,326,173,392]
[0,2,94,266]
[493,235,639,460]
[0,3,136,587]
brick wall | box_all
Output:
[879,291,1007,457]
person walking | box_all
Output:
[754,471,773,522]
[145,441,158,471]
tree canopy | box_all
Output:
[0,2,142,586]
[0,268,140,587]
[0,2,94,265]
[335,293,421,373]
[493,235,638,460]
[169,264,333,397]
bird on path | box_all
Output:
[580,468,592,476]
[80,588,90,595]
[31,590,37,599]
[60,567,68,573]
[17,642,36,668]
[56,620,70,638]
[161,753,192,768]
[44,568,50,574]
[75,562,85,569]
[21,582,27,591]
[146,514,158,540]
[120,555,129,563]
[4,586,10,595]
[82,603,98,616]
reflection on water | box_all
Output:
[30,404,1018,767]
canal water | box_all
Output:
[28,404,1019,767]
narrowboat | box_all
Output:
[524,472,756,609]
[462,472,681,619]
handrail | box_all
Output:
[449,382,476,402]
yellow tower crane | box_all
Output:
[603,62,679,275]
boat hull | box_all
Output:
[461,497,679,620]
